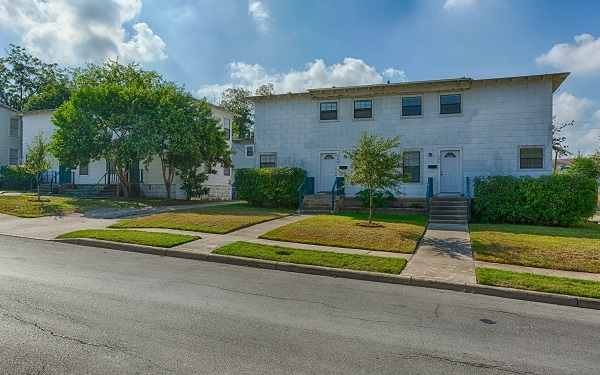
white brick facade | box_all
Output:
[252,73,568,198]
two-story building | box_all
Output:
[0,103,23,167]
[250,72,569,198]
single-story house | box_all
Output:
[22,104,236,200]
[0,103,23,167]
[249,72,569,198]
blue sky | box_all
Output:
[1,0,599,155]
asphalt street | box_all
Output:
[1,234,599,374]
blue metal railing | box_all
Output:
[425,177,433,216]
[466,176,471,223]
[330,176,344,213]
[297,176,314,212]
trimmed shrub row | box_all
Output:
[472,174,598,227]
[0,165,33,190]
[235,167,306,208]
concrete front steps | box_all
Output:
[299,193,336,214]
[429,196,468,225]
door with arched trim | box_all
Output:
[319,153,338,192]
[440,150,461,193]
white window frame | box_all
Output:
[245,145,254,158]
[259,153,276,168]
[519,146,544,170]
[79,164,89,175]
[353,98,373,120]
[403,150,422,183]
[9,117,19,137]
[439,93,462,116]
[319,101,338,121]
[401,95,423,118]
[223,118,231,140]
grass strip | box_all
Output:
[110,203,293,234]
[213,241,407,274]
[57,229,199,248]
[470,222,600,273]
[0,194,202,218]
[260,213,427,253]
[476,268,600,299]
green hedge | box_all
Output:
[0,165,34,191]
[235,167,306,208]
[473,174,598,227]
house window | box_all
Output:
[354,99,372,119]
[245,145,254,158]
[260,154,276,168]
[10,118,19,137]
[320,102,337,121]
[520,147,543,169]
[79,164,89,175]
[224,167,230,176]
[223,118,231,140]
[403,151,421,183]
[440,94,461,115]
[402,96,422,117]
[9,149,19,165]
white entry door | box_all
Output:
[440,150,461,193]
[319,153,338,192]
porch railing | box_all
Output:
[465,176,471,223]
[425,177,433,216]
[330,176,344,213]
[297,176,314,212]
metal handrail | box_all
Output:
[95,170,114,194]
[297,176,308,212]
[426,177,433,216]
[466,176,471,223]
[330,177,344,213]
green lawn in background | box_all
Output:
[477,267,600,299]
[260,213,427,253]
[110,203,294,234]
[470,222,600,273]
[56,229,199,248]
[214,241,407,274]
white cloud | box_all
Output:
[553,92,600,156]
[443,0,475,10]
[536,34,600,75]
[0,0,167,65]
[248,0,270,33]
[196,58,406,100]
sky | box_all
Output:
[0,0,599,156]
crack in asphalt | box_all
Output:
[13,298,91,329]
[406,352,535,374]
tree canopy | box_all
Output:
[0,44,71,111]
[343,132,408,223]
[218,83,274,139]
[566,156,600,180]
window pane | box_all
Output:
[9,149,19,165]
[402,97,422,116]
[79,164,89,175]
[260,154,276,168]
[440,94,461,114]
[403,151,420,183]
[520,148,543,169]
[246,146,254,157]
[10,118,19,136]
[354,100,372,119]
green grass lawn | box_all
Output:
[477,268,600,299]
[0,194,202,218]
[110,203,294,234]
[260,213,427,253]
[56,229,199,248]
[214,241,407,274]
[470,222,600,273]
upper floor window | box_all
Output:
[520,147,543,169]
[403,151,421,183]
[9,149,19,165]
[402,96,422,117]
[224,167,231,176]
[354,99,372,119]
[260,154,276,168]
[10,118,19,137]
[223,118,231,140]
[440,94,461,115]
[245,145,254,158]
[320,102,337,121]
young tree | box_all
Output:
[0,44,70,110]
[24,132,53,201]
[566,156,600,180]
[218,83,274,139]
[51,60,161,198]
[552,119,573,173]
[147,84,231,199]
[343,132,408,224]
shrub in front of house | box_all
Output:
[473,174,598,227]
[234,167,306,208]
[0,165,34,191]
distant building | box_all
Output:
[0,103,23,166]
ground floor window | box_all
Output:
[403,151,421,183]
[9,149,19,165]
[520,147,543,169]
[224,167,230,176]
[260,154,276,168]
[79,164,89,175]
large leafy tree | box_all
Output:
[24,131,53,201]
[51,60,161,198]
[147,84,231,199]
[343,132,408,224]
[0,44,70,110]
[552,119,573,173]
[218,83,274,139]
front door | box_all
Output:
[440,150,461,193]
[319,153,338,192]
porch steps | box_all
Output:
[97,184,118,198]
[63,185,97,197]
[429,197,468,225]
[299,194,334,214]
[35,183,53,194]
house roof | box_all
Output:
[0,102,22,114]
[248,72,570,101]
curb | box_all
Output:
[53,238,600,311]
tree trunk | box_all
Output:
[160,157,175,200]
[368,189,374,224]
[553,151,558,173]
[36,175,41,201]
